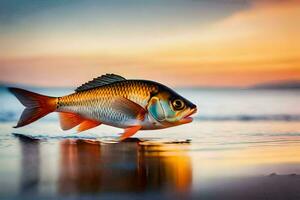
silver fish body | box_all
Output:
[9,74,197,140]
[56,80,158,129]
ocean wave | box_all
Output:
[195,114,300,121]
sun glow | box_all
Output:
[0,0,299,87]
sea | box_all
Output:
[0,87,299,200]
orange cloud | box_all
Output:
[0,0,299,87]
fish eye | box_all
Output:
[172,99,185,110]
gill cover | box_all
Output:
[147,97,165,121]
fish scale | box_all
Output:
[9,74,196,140]
[57,80,157,125]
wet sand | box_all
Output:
[1,87,300,199]
[0,125,299,200]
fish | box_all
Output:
[8,74,197,140]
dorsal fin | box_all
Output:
[75,74,126,92]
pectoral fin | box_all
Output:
[77,120,102,133]
[119,125,142,141]
[112,97,146,121]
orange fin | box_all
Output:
[59,112,84,130]
[77,120,102,133]
[112,97,146,121]
[8,87,57,128]
[119,125,142,141]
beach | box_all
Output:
[1,0,299,199]
[0,88,300,199]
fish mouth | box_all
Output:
[179,108,197,124]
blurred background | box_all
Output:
[0,0,299,88]
[0,0,300,200]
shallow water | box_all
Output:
[0,88,300,199]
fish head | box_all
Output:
[147,85,197,127]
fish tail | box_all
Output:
[8,87,57,128]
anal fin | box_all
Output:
[77,120,102,133]
[59,112,84,130]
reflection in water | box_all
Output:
[18,135,40,195]
[15,133,300,199]
[58,139,192,195]
[138,143,192,193]
[58,140,102,194]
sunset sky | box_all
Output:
[0,0,299,87]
